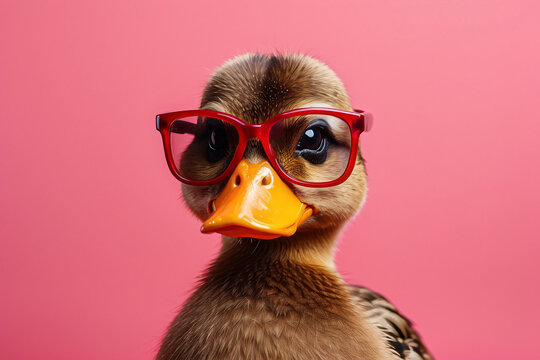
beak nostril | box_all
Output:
[234,174,241,186]
[208,200,216,214]
[261,174,271,186]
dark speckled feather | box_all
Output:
[347,285,434,360]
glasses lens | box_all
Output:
[269,114,352,183]
[170,116,239,181]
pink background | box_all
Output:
[1,0,539,359]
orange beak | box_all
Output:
[200,160,313,239]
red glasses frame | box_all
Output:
[156,107,373,188]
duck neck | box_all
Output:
[217,227,341,271]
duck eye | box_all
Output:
[206,123,228,163]
[209,129,220,150]
[295,122,329,164]
[297,128,322,151]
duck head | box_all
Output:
[179,53,368,246]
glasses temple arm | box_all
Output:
[352,110,374,132]
[156,116,198,135]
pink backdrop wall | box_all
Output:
[1,0,539,359]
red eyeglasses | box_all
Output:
[156,107,372,187]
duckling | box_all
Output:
[156,53,434,360]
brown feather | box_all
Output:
[157,235,393,360]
